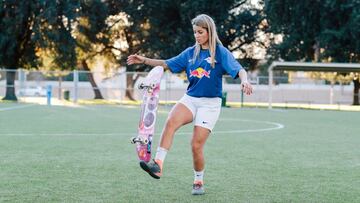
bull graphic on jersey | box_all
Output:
[190,67,211,79]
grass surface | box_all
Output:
[0,103,359,202]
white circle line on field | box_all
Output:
[0,119,284,136]
[177,118,285,135]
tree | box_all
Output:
[319,0,360,105]
[101,0,146,100]
[74,1,110,100]
[0,1,123,100]
[265,0,360,105]
[0,1,79,100]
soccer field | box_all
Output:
[0,103,359,202]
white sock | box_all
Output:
[154,147,168,163]
[194,170,204,183]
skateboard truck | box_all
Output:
[130,136,149,145]
[138,83,156,93]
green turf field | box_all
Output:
[0,103,359,202]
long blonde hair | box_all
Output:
[191,14,222,68]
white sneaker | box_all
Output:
[191,181,205,195]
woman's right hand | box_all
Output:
[127,54,145,65]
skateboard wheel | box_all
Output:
[150,83,156,89]
[143,139,149,144]
[138,83,144,90]
[130,137,136,144]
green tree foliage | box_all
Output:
[0,1,80,100]
[320,0,360,62]
[265,0,321,61]
[118,0,264,69]
[0,1,80,70]
[265,0,359,62]
[103,0,146,69]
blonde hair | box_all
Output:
[191,14,222,68]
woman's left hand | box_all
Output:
[241,81,253,95]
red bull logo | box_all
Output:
[190,67,211,79]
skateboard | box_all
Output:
[131,66,164,162]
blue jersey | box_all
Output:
[165,44,243,98]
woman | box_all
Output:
[127,14,253,195]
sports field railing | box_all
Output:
[0,69,355,106]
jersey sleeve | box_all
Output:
[165,48,191,73]
[220,46,243,79]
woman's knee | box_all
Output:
[191,139,203,153]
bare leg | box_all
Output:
[139,103,193,179]
[159,103,193,150]
[191,126,210,171]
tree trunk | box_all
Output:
[81,60,104,99]
[313,41,320,62]
[125,73,136,101]
[2,70,18,101]
[353,79,359,105]
[2,3,32,101]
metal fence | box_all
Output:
[0,68,355,105]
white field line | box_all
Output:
[0,104,37,112]
[0,119,284,136]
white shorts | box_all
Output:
[178,94,222,132]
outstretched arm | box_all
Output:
[238,69,253,95]
[127,54,169,69]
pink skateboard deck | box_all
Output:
[131,66,164,162]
